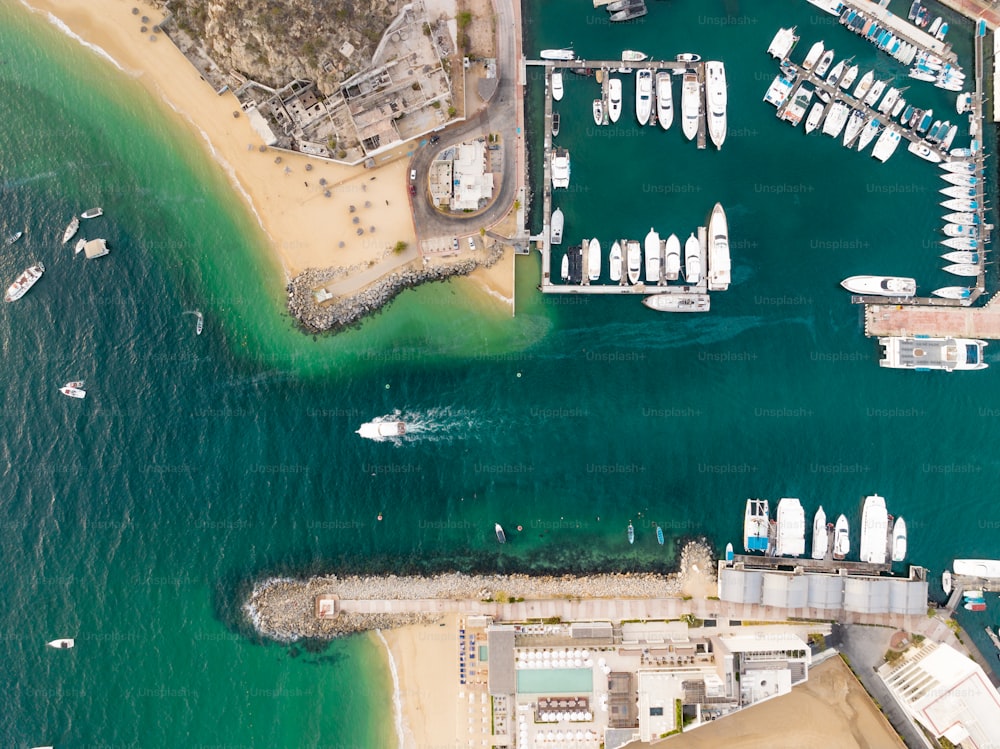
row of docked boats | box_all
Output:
[908,1,949,40]
[840,4,950,68]
[601,0,646,23]
[742,495,907,564]
[909,51,965,92]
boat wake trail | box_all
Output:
[359,407,481,444]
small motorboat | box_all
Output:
[495,523,507,544]
[627,521,635,544]
[833,514,850,559]
[81,207,104,219]
[964,589,985,600]
[675,53,701,63]
[964,602,987,611]
[592,99,604,126]
[656,524,664,545]
[47,639,75,649]
[59,385,86,400]
[184,310,204,335]
[5,230,23,246]
[609,241,622,282]
[891,517,907,562]
[356,420,406,440]
[943,569,952,594]
[74,238,86,255]
[725,542,734,562]
[560,253,570,281]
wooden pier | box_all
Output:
[730,553,892,576]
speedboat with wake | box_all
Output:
[644,228,661,283]
[635,69,653,126]
[655,72,673,130]
[60,382,86,399]
[840,275,916,297]
[357,419,406,440]
[663,234,680,281]
[495,523,507,544]
[681,73,700,141]
[704,61,727,148]
[183,310,204,335]
[608,77,622,123]
[684,233,701,284]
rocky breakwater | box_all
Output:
[287,244,504,333]
[246,541,717,642]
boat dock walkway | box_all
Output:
[730,553,892,576]
[839,0,957,64]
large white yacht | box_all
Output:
[859,494,889,565]
[953,559,1000,578]
[608,77,623,123]
[552,71,564,101]
[767,27,799,60]
[655,72,673,130]
[683,233,701,284]
[704,61,727,149]
[635,69,653,126]
[551,148,571,189]
[871,126,902,162]
[707,203,730,291]
[550,208,564,245]
[663,234,681,281]
[644,228,661,283]
[878,336,988,371]
[775,497,806,557]
[681,73,700,140]
[840,275,916,297]
[626,240,642,284]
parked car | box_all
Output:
[429,135,441,145]
[409,184,416,196]
[467,236,476,250]
[410,169,416,181]
[452,238,459,251]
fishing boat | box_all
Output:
[627,521,635,545]
[942,570,953,594]
[626,240,642,284]
[5,230,23,246]
[871,127,901,162]
[707,203,730,291]
[550,208,564,245]
[655,72,673,130]
[550,148,571,189]
[60,384,86,399]
[588,238,602,281]
[683,233,701,285]
[80,207,103,219]
[552,72,564,101]
[622,49,647,62]
[5,263,44,302]
[822,101,849,137]
[853,70,875,100]
[705,61,727,149]
[681,73,700,141]
[560,254,570,281]
[495,523,506,544]
[840,64,859,90]
[932,286,972,300]
[804,102,825,134]
[725,542,734,562]
[802,41,824,71]
[843,109,866,146]
[833,514,850,559]
[859,494,889,565]
[775,497,806,557]
[61,216,79,245]
[609,241,622,282]
[840,276,916,297]
[743,498,770,553]
[644,228,661,283]
[608,77,622,123]
[663,234,680,281]
[768,27,799,60]
[814,49,835,77]
[47,639,75,649]
[811,506,828,560]
[943,263,980,276]
[552,112,560,136]
[781,85,814,127]
[642,294,710,312]
[541,48,574,60]
[878,336,988,371]
[857,117,880,151]
[891,517,907,562]
[592,99,604,126]
[942,251,979,263]
[356,420,407,439]
[635,69,653,126]
[954,559,1000,578]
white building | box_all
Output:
[880,640,1000,748]
[451,141,494,211]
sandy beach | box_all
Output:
[22,0,435,283]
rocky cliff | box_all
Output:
[153,0,399,92]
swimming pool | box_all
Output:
[516,668,593,694]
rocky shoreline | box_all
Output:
[246,541,716,642]
[287,243,505,333]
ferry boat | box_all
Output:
[802,41,824,71]
[5,263,44,302]
[635,69,653,126]
[608,77,623,123]
[932,286,972,300]
[768,27,799,60]
[853,70,875,100]
[871,127,901,162]
[681,73,700,141]
[627,521,635,544]
[552,72,564,102]
[954,559,1000,578]
[704,61,727,148]
[859,494,889,565]
[857,117,880,151]
[552,112,560,136]
[941,251,979,264]
[840,64,859,90]
[626,240,642,285]
[943,262,980,276]
[47,639,75,649]
[550,208,564,245]
[60,384,86,399]
[655,72,673,130]
[622,50,647,62]
[878,336,988,371]
[707,203,730,291]
[840,275,916,297]
[781,85,813,127]
[188,310,204,335]
[61,216,79,245]
[81,207,103,219]
[814,49,835,77]
[775,497,806,557]
[609,241,623,282]
[843,109,866,146]
[683,233,701,284]
[804,102,825,134]
[540,48,575,61]
[663,234,680,281]
[588,238,602,281]
[495,523,507,544]
[642,294,710,312]
[644,228,661,283]
[891,517,907,562]
[743,498,770,553]
[811,506,828,560]
[551,148,571,189]
[356,420,407,439]
[821,101,850,137]
[592,99,604,126]
[833,514,850,559]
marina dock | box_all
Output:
[839,0,958,64]
[729,552,892,575]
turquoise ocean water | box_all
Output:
[2,0,1000,745]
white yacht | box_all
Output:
[767,27,799,60]
[655,72,673,130]
[541,49,575,60]
[857,117,880,151]
[781,84,813,127]
[942,262,979,275]
[683,233,701,284]
[550,208,564,245]
[821,101,849,137]
[843,109,866,146]
[644,228,661,283]
[681,73,700,141]
[551,148,571,189]
[552,72,564,101]
[608,77,623,123]
[833,514,850,559]
[891,517,907,562]
[802,41,824,71]
[942,250,980,263]
[839,64,859,90]
[859,494,889,565]
[863,79,887,107]
[635,69,653,126]
[592,99,604,126]
[560,254,570,281]
[814,49,835,77]
[871,127,902,162]
[953,559,1000,578]
[743,498,771,553]
[804,102,825,133]
[357,420,406,440]
[642,294,710,313]
[826,58,847,86]
[811,506,828,560]
[626,240,642,284]
[663,234,681,281]
[704,61,727,149]
[878,336,988,371]
[840,275,916,297]
[621,50,648,62]
[942,211,977,225]
[707,203,730,291]
[775,497,806,557]
[588,238,602,281]
[609,241,623,282]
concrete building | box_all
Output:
[451,141,495,210]
[879,639,1000,748]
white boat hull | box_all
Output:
[811,506,828,560]
[707,203,730,291]
[683,233,701,285]
[833,514,850,559]
[357,421,406,440]
[681,74,699,141]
